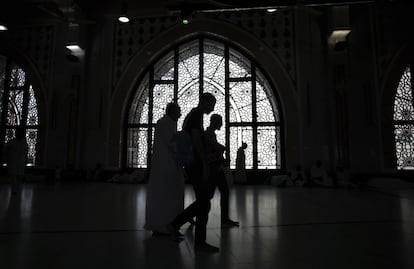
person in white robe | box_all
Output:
[144,103,184,235]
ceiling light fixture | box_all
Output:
[66,44,83,53]
[0,24,8,31]
[65,43,83,62]
[198,6,282,14]
[118,2,130,23]
[329,29,351,43]
[180,8,192,25]
[328,29,351,51]
[118,16,130,23]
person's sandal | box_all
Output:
[221,219,240,227]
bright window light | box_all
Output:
[118,16,130,23]
[0,25,8,31]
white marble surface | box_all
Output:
[1,182,414,268]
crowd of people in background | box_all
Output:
[267,160,359,189]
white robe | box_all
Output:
[144,115,184,232]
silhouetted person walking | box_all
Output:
[205,114,239,227]
[167,93,219,253]
[145,103,184,236]
[310,160,333,187]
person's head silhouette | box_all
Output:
[209,114,223,131]
[166,102,181,122]
[199,93,216,114]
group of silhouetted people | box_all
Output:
[3,93,242,253]
[144,93,240,253]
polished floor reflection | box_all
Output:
[1,182,414,268]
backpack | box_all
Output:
[172,130,194,166]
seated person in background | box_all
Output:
[107,171,130,183]
[107,169,147,184]
[269,173,293,187]
[335,166,357,188]
[91,163,104,182]
[309,160,333,187]
[290,164,307,187]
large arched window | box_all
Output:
[394,65,414,170]
[126,37,282,170]
[0,55,39,166]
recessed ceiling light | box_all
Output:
[66,44,83,53]
[118,16,130,23]
[328,29,351,47]
[0,25,8,31]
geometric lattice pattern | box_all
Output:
[126,38,281,169]
[0,55,39,166]
[394,67,414,170]
[113,10,295,89]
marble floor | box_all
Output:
[1,181,414,269]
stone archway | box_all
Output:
[108,19,300,169]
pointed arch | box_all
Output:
[108,19,300,169]
[0,44,47,166]
[381,44,414,170]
